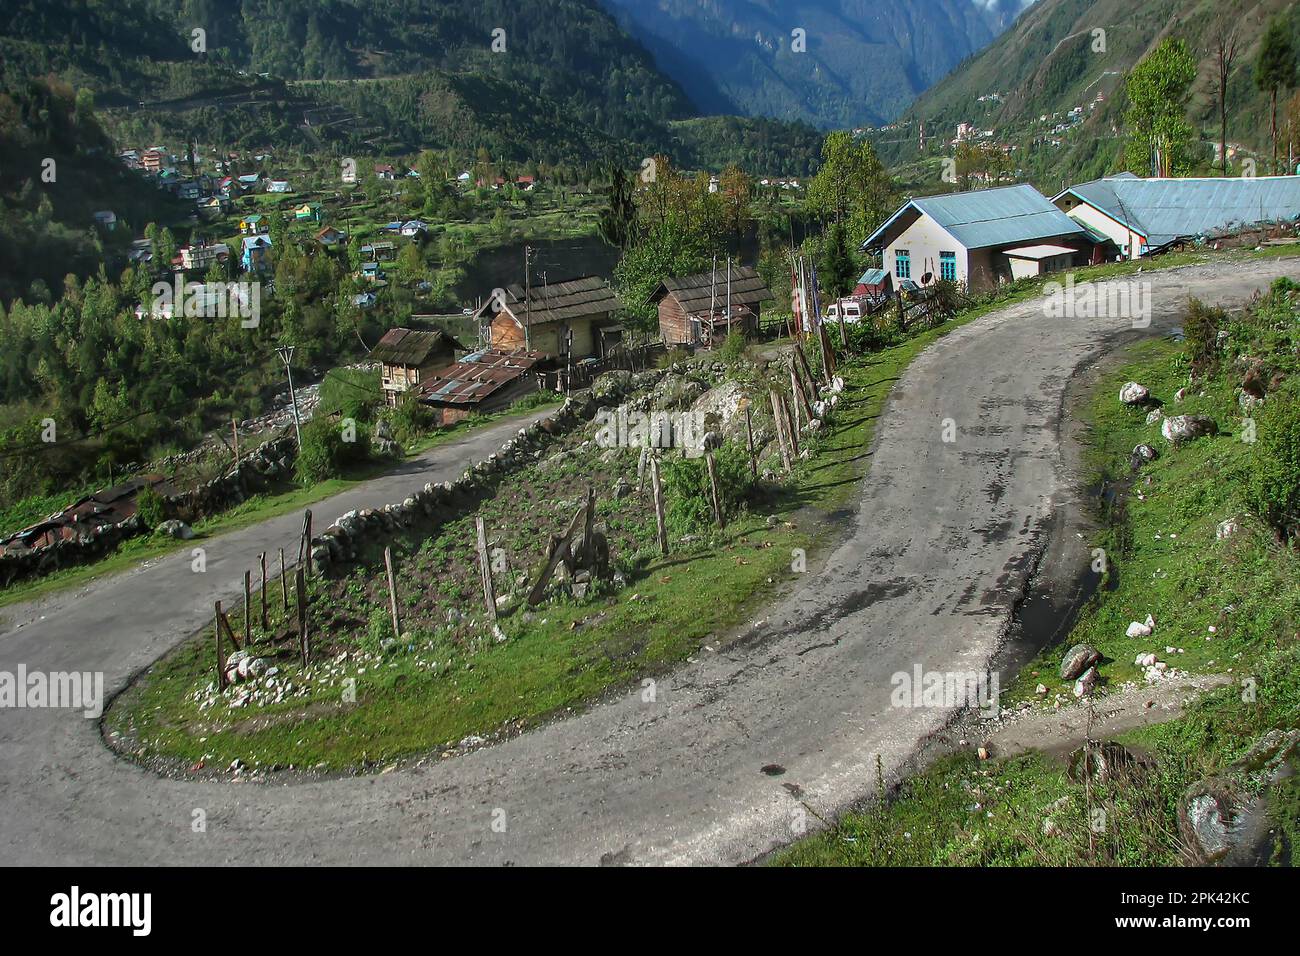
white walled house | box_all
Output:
[1053,174,1300,259]
[862,184,1092,293]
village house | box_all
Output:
[861,184,1092,293]
[316,226,346,247]
[266,179,291,193]
[241,235,273,272]
[416,348,546,424]
[92,210,117,231]
[472,275,624,364]
[240,213,268,235]
[374,163,396,180]
[369,327,465,406]
[141,149,165,173]
[293,202,322,222]
[400,219,428,238]
[236,173,262,191]
[648,265,774,348]
[179,242,229,271]
[361,240,396,262]
[1052,173,1300,259]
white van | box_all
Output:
[824,299,864,324]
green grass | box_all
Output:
[0,405,557,611]
[104,351,897,773]
[774,296,1300,866]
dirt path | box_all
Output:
[1,258,1296,866]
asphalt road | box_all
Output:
[1,259,1296,866]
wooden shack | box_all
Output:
[471,276,623,364]
[648,265,774,348]
[369,327,464,406]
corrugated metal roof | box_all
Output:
[864,184,1087,251]
[1002,244,1078,259]
[857,268,889,286]
[415,349,546,407]
[1057,175,1300,248]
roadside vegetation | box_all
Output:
[101,249,1289,775]
[776,277,1300,866]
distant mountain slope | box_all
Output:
[600,0,1033,129]
[0,0,825,171]
[889,0,1300,181]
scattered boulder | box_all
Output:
[1216,518,1239,540]
[591,370,633,402]
[1073,665,1099,698]
[1178,780,1242,864]
[1059,643,1101,680]
[155,519,194,539]
[1120,381,1150,405]
[1129,443,1159,468]
[1126,614,1155,638]
[652,372,707,411]
[1161,414,1217,445]
[1144,407,1164,425]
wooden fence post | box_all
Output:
[649,455,669,556]
[705,450,724,529]
[744,405,758,480]
[475,516,498,621]
[279,547,288,615]
[303,510,313,579]
[296,567,309,666]
[383,546,402,640]
[259,552,268,630]
[769,389,793,473]
[215,601,227,690]
[243,570,252,646]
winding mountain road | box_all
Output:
[1,259,1295,866]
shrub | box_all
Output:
[318,367,381,422]
[295,416,371,484]
[136,486,165,528]
[659,442,754,534]
[1183,297,1226,374]
[1247,384,1300,541]
[718,331,747,365]
[382,394,436,445]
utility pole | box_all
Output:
[274,345,303,447]
[726,255,733,338]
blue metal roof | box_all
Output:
[863,184,1087,251]
[1055,175,1300,248]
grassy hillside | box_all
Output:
[777,275,1300,866]
[876,0,1300,188]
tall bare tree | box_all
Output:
[1212,25,1240,175]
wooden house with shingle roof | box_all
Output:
[471,275,623,363]
[369,327,465,405]
[648,265,773,347]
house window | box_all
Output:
[940,251,957,282]
[895,249,911,279]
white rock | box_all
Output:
[1120,381,1149,405]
